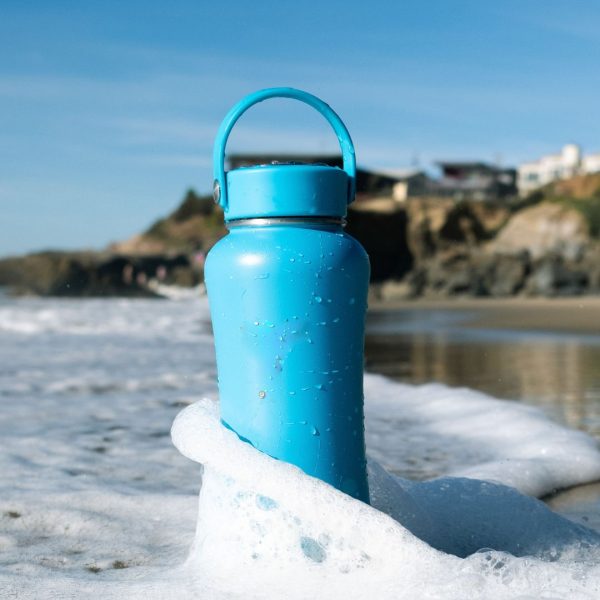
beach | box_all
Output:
[1,295,600,598]
[370,296,600,335]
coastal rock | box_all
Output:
[408,249,531,299]
[489,202,590,261]
[526,255,589,297]
[405,198,509,263]
[346,204,413,282]
[483,252,530,297]
[378,279,413,301]
[587,251,600,292]
[0,252,200,297]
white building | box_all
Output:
[518,144,600,196]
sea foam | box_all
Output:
[167,397,600,600]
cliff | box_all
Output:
[3,175,600,299]
[379,174,600,300]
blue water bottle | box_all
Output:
[205,88,370,502]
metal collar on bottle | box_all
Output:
[226,216,346,228]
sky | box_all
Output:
[1,0,600,256]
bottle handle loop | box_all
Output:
[213,87,356,209]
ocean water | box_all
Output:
[1,295,600,599]
[365,307,600,438]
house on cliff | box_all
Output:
[518,144,600,196]
[432,162,517,202]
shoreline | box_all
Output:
[368,296,600,336]
[367,295,600,530]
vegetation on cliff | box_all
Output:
[110,189,226,255]
[521,173,600,238]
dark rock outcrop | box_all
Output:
[0,252,200,297]
[346,205,413,282]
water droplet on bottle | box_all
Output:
[333,317,340,323]
[289,391,296,396]
[258,390,266,399]
[314,296,322,303]
[253,321,260,326]
[349,298,356,305]
[289,258,295,263]
[315,384,325,391]
[311,426,320,436]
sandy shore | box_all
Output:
[369,297,600,336]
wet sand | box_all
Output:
[369,297,600,336]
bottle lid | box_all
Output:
[224,162,349,220]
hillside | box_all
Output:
[524,173,600,238]
[109,189,227,255]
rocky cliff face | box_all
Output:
[379,196,600,301]
[488,202,590,261]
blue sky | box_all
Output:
[2,0,600,256]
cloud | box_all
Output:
[108,117,216,146]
